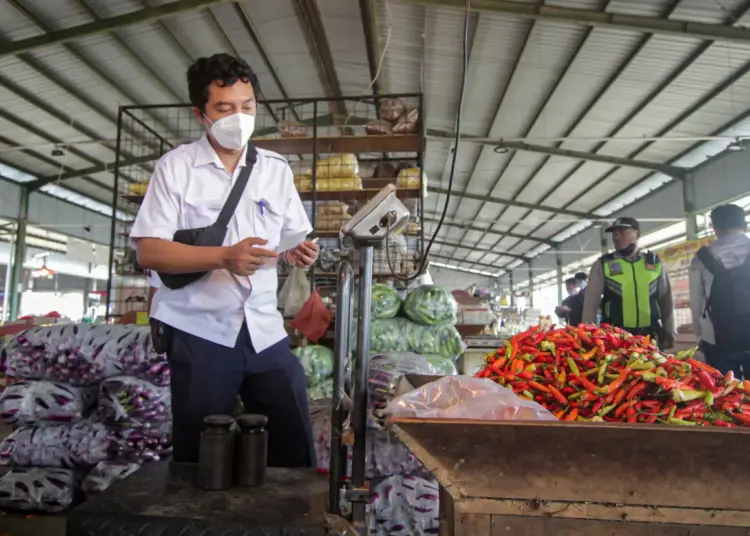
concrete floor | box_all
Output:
[0,424,66,536]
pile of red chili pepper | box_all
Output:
[475,323,750,427]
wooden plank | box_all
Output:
[457,498,750,527]
[253,134,420,154]
[490,515,750,536]
[391,419,750,511]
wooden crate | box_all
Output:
[391,419,750,536]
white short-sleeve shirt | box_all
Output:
[130,134,312,350]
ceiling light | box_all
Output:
[727,140,744,152]
[51,147,65,157]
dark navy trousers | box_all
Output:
[166,322,315,466]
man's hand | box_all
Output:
[222,238,278,276]
[287,240,320,268]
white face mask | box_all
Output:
[206,113,255,150]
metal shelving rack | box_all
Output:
[105,94,425,321]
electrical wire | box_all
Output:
[386,0,472,282]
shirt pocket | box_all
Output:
[250,194,284,250]
[183,197,224,230]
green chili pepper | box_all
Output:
[627,362,654,371]
[566,357,580,376]
[598,404,617,417]
[704,391,715,407]
[671,389,706,403]
[597,364,607,385]
[669,417,698,426]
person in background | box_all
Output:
[130,54,319,466]
[689,204,750,378]
[582,217,676,349]
[555,277,584,326]
[574,272,588,289]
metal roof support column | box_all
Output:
[8,187,29,321]
[683,173,699,241]
[556,248,563,305]
[528,261,534,308]
[509,271,515,308]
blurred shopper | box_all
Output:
[582,217,676,349]
[555,277,584,326]
[690,204,750,378]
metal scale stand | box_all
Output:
[327,185,410,535]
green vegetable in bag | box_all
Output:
[371,283,402,319]
[426,355,458,376]
[369,318,410,353]
[403,285,458,326]
[292,345,334,386]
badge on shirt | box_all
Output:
[609,261,623,275]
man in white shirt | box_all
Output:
[130,54,319,465]
[689,204,750,378]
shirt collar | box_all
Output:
[193,134,249,172]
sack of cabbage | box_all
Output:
[369,318,464,362]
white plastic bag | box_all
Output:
[83,461,140,494]
[0,468,78,513]
[384,376,556,422]
[0,380,96,426]
[279,267,311,317]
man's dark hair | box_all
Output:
[565,277,578,286]
[711,204,747,232]
[187,54,260,112]
[574,272,588,282]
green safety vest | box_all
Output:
[601,252,662,330]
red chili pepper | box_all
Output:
[612,387,627,406]
[626,407,637,423]
[606,369,630,394]
[644,414,658,424]
[516,371,533,381]
[686,358,721,378]
[528,381,550,393]
[713,419,737,428]
[564,408,579,421]
[625,382,647,401]
[561,386,576,396]
[511,381,530,391]
[575,375,599,393]
[548,385,568,405]
[607,333,621,349]
[591,399,605,414]
[614,402,630,419]
[733,412,750,425]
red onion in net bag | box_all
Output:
[107,422,173,464]
[369,474,440,536]
[98,376,170,428]
[2,324,170,386]
[82,460,140,494]
[0,419,110,468]
[0,380,96,426]
[0,467,78,513]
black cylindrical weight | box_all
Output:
[198,414,235,491]
[235,413,268,487]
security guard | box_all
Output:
[582,217,676,349]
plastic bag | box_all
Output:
[396,167,426,190]
[403,285,458,326]
[379,98,406,122]
[279,267,311,317]
[370,318,410,353]
[0,380,96,426]
[98,376,171,428]
[0,468,78,513]
[369,474,439,536]
[316,154,359,179]
[82,461,140,494]
[2,324,170,386]
[425,355,458,376]
[392,108,419,135]
[292,345,334,386]
[371,284,402,319]
[290,290,332,342]
[405,323,464,362]
[365,120,393,135]
[384,376,556,422]
[307,378,333,401]
[0,419,111,468]
[278,120,308,138]
[107,422,173,463]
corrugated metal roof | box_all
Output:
[1,0,750,275]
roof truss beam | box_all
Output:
[402,0,750,44]
[0,0,233,59]
[427,186,598,220]
[423,217,555,245]
[429,253,502,273]
[27,154,160,190]
[433,239,529,261]
[427,129,687,176]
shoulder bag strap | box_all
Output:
[215,144,259,229]
[696,246,726,277]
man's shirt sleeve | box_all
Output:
[582,260,604,324]
[130,157,180,245]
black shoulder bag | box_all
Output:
[150,145,257,354]
[158,145,258,290]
